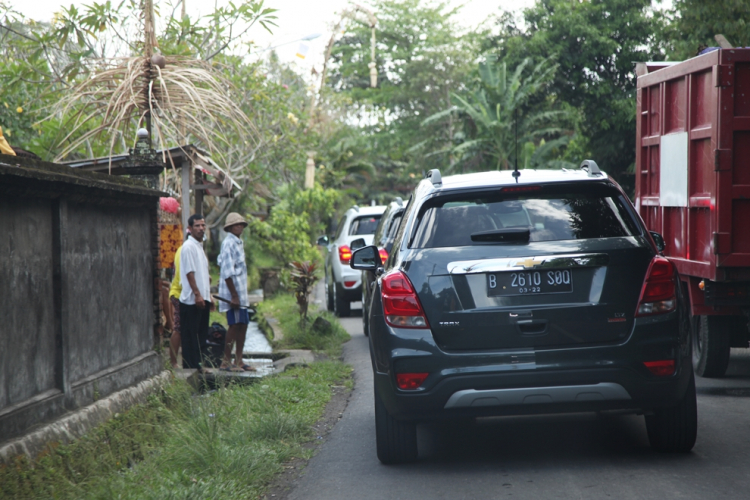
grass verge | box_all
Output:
[0,362,352,500]
[256,293,351,357]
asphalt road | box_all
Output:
[285,306,750,500]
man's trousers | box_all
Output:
[179,301,209,369]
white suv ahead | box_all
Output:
[321,205,386,316]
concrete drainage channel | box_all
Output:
[182,319,315,389]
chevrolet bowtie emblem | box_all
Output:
[517,258,545,269]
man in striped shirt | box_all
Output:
[218,212,253,371]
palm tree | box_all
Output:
[423,57,571,173]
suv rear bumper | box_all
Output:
[444,382,631,408]
[374,357,691,421]
[330,266,363,299]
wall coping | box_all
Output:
[0,154,168,202]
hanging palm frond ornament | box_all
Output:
[49,0,256,182]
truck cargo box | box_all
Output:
[635,49,750,284]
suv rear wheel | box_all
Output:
[325,279,334,312]
[375,391,417,464]
[333,283,351,317]
[645,371,697,453]
[692,315,731,378]
[362,290,370,336]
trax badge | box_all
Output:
[608,313,627,323]
[439,321,460,327]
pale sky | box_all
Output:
[10,0,536,72]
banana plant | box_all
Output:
[422,56,571,173]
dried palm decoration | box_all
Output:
[47,0,257,177]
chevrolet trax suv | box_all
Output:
[351,162,695,463]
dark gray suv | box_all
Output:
[354,198,407,336]
[351,162,696,464]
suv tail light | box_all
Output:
[635,257,676,317]
[338,245,352,264]
[396,372,429,390]
[378,248,389,262]
[382,271,429,329]
[644,360,675,377]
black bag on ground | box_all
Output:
[204,322,227,367]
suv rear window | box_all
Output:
[410,185,641,248]
[349,215,382,236]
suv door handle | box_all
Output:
[509,311,533,319]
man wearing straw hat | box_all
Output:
[218,212,254,371]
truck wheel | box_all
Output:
[334,283,351,317]
[692,315,731,378]
[646,371,697,453]
[375,390,417,464]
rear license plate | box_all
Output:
[487,270,573,296]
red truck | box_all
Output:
[635,48,750,377]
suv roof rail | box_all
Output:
[426,169,442,186]
[579,159,602,177]
[395,196,403,207]
[352,205,360,212]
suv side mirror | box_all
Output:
[350,237,366,250]
[650,231,665,253]
[350,245,382,271]
[317,235,329,246]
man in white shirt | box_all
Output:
[179,214,212,371]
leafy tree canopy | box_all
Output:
[664,0,750,60]
[488,0,665,187]
[326,0,477,189]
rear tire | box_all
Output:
[325,280,334,312]
[646,371,697,453]
[334,283,351,317]
[362,290,370,336]
[692,315,731,378]
[374,390,417,464]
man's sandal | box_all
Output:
[240,364,257,372]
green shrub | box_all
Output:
[248,184,339,266]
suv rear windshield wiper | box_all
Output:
[471,228,530,243]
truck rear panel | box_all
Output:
[635,49,750,284]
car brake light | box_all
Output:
[339,245,352,264]
[501,185,542,194]
[396,372,429,390]
[344,281,357,287]
[381,271,429,329]
[644,360,675,376]
[378,248,389,262]
[635,257,676,317]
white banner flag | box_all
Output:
[296,43,309,59]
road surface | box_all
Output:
[283,306,750,499]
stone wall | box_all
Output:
[0,155,164,446]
